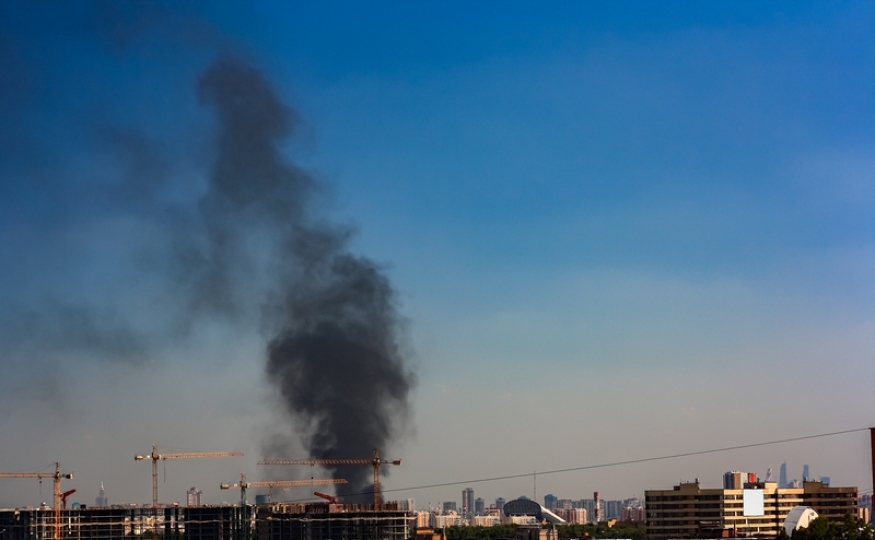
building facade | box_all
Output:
[621,506,644,523]
[462,488,474,518]
[646,480,858,539]
[187,487,203,507]
[556,508,587,524]
[475,498,485,516]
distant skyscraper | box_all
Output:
[496,497,506,511]
[779,462,788,488]
[606,500,624,520]
[462,488,474,518]
[95,482,107,507]
[443,501,457,513]
[803,464,810,481]
[475,498,485,516]
[580,499,596,523]
[186,487,202,507]
[544,494,558,510]
[820,476,830,485]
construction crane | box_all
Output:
[314,491,337,504]
[221,474,347,540]
[258,448,401,507]
[220,473,347,506]
[135,444,242,507]
[0,462,73,540]
[61,489,77,509]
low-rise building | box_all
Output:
[646,480,857,539]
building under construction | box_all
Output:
[256,502,412,540]
[0,502,413,540]
[0,506,184,540]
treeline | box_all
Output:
[442,525,518,540]
[786,516,875,540]
[555,523,646,540]
[437,523,646,540]
[437,517,873,540]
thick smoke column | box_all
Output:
[197,56,415,499]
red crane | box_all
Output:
[314,491,337,504]
[61,489,77,509]
[0,462,73,540]
[258,448,401,507]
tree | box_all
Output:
[793,516,835,540]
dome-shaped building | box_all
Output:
[502,498,566,524]
[783,506,819,536]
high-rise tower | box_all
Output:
[779,462,788,488]
[186,487,202,506]
[463,488,474,518]
[95,482,107,507]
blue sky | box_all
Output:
[0,2,872,508]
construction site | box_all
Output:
[0,501,414,540]
[0,449,415,540]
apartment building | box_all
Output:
[646,480,857,539]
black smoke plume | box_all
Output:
[196,56,415,499]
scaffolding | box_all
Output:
[256,502,414,540]
[0,503,411,540]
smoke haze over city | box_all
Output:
[0,1,872,509]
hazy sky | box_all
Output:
[0,1,873,509]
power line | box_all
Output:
[276,426,870,503]
[377,426,870,496]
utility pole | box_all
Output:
[870,428,874,523]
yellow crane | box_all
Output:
[0,462,73,540]
[220,473,347,505]
[135,444,242,507]
[258,448,400,507]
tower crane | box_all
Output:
[221,474,347,540]
[135,444,242,507]
[258,448,401,507]
[0,462,73,540]
[220,473,347,506]
[61,489,77,509]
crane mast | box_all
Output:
[135,444,242,507]
[258,448,401,507]
[0,462,73,540]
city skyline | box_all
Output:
[36,451,859,512]
[0,1,873,508]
